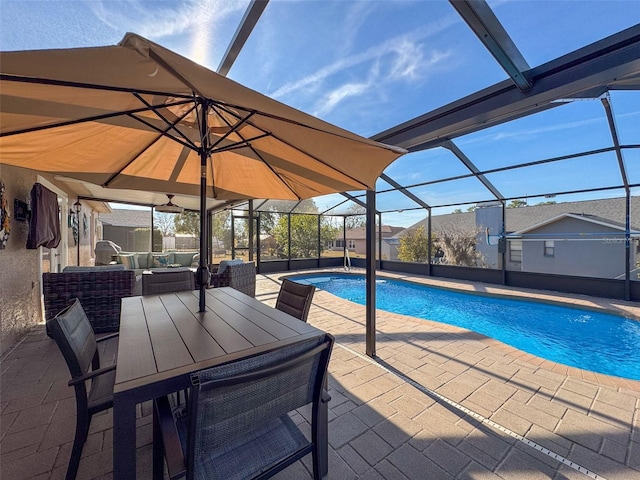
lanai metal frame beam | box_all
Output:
[601,94,632,300]
[372,25,640,152]
[449,0,532,91]
[443,140,505,201]
[217,0,270,76]
[380,173,432,210]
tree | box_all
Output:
[397,226,435,263]
[507,199,527,208]
[258,208,279,235]
[153,213,175,236]
[211,211,231,248]
[345,204,366,229]
[272,214,339,258]
[466,205,477,212]
[174,211,200,238]
[436,225,483,267]
[293,199,321,214]
[536,201,557,206]
[452,208,463,214]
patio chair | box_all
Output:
[47,299,117,480]
[275,278,316,322]
[153,333,334,480]
[43,268,135,334]
[208,260,256,297]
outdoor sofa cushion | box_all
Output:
[116,251,199,273]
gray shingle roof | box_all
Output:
[99,209,153,227]
[514,213,638,234]
[401,196,640,236]
[346,225,404,240]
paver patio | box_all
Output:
[1,268,639,479]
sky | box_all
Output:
[1,0,638,227]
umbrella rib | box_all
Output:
[208,103,301,199]
[209,103,369,190]
[1,72,404,155]
[209,109,256,150]
[208,98,404,153]
[127,113,196,152]
[103,105,199,188]
[128,104,199,152]
[210,132,271,154]
[274,131,369,190]
[0,98,195,138]
[133,93,197,150]
[0,73,195,100]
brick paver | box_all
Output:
[1,268,639,479]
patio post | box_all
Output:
[197,98,210,312]
[365,189,376,357]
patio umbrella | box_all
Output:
[0,33,406,310]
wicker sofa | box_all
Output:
[142,268,195,295]
[114,251,199,275]
[43,265,136,334]
[208,261,256,297]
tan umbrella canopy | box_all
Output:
[0,32,406,309]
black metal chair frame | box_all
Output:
[275,278,316,322]
[47,298,118,480]
[153,334,334,480]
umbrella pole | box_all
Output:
[196,99,210,312]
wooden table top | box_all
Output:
[114,287,323,395]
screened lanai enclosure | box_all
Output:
[87,1,640,304]
[39,1,637,304]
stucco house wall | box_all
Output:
[0,165,98,354]
[519,216,633,279]
[0,165,42,355]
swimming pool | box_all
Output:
[292,273,640,381]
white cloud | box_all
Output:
[315,81,370,117]
[388,39,423,81]
[459,114,607,147]
[340,2,377,56]
[90,0,245,67]
[270,13,458,106]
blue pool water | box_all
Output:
[293,273,640,381]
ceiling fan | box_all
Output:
[154,194,184,214]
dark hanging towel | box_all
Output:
[26,183,61,249]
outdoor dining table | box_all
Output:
[113,287,329,479]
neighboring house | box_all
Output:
[260,234,277,252]
[392,197,640,279]
[330,225,404,256]
[175,234,198,250]
[99,209,153,251]
[507,213,639,279]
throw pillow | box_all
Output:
[152,254,170,268]
[118,254,137,270]
[136,253,150,269]
[191,253,200,267]
[174,252,196,266]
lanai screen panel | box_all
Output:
[407,177,493,209]
[228,0,509,137]
[609,91,640,145]
[485,151,624,199]
[491,0,640,66]
[456,101,614,173]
